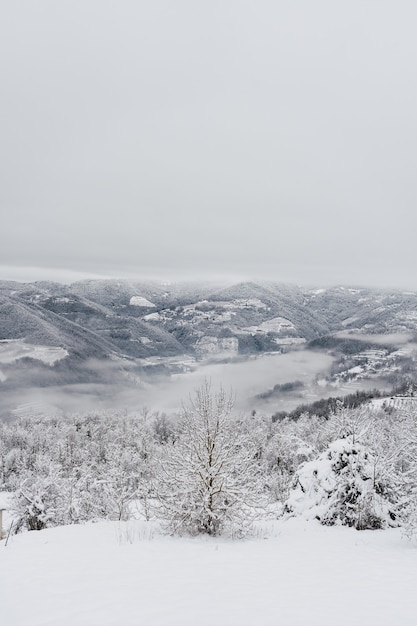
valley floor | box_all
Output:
[2,518,417,626]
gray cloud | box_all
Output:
[2,1,417,288]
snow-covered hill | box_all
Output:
[1,518,417,626]
[3,278,417,417]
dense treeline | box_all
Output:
[272,389,384,421]
[307,336,394,355]
[272,380,417,422]
[2,384,417,537]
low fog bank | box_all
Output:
[0,349,332,418]
[167,350,335,413]
[3,330,415,420]
[0,347,387,420]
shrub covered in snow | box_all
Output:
[285,437,397,530]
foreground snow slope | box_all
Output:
[2,518,417,626]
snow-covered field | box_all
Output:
[2,518,417,626]
[0,340,68,366]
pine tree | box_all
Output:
[285,436,397,529]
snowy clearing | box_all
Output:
[129,296,155,307]
[1,518,417,626]
[244,316,296,334]
[0,340,68,366]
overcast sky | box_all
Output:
[2,1,417,288]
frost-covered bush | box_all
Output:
[285,437,397,530]
[263,430,315,502]
[12,463,70,531]
[1,410,159,532]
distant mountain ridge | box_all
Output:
[1,279,417,392]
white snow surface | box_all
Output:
[129,296,155,307]
[242,316,296,336]
[0,340,68,366]
[1,518,417,626]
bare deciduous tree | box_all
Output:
[156,381,264,536]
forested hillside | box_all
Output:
[2,279,417,418]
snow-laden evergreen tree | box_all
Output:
[155,381,264,536]
[285,435,397,529]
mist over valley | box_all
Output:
[1,278,417,419]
